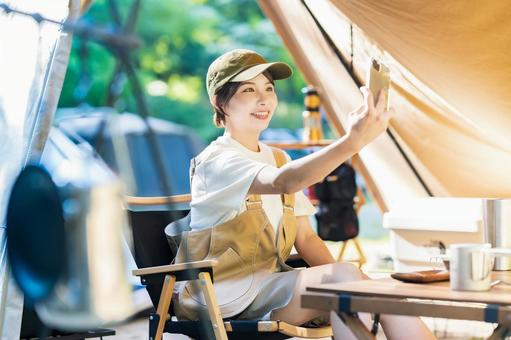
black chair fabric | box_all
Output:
[128,209,188,308]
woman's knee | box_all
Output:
[330,262,367,281]
[299,262,366,285]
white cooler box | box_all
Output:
[383,198,484,272]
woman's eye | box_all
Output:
[242,87,254,92]
[266,86,274,92]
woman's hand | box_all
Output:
[346,86,393,151]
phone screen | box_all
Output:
[368,58,390,111]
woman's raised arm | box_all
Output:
[249,87,391,195]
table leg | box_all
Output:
[487,325,510,340]
[332,311,375,340]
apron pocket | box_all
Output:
[214,247,253,306]
[186,247,253,307]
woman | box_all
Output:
[173,49,435,339]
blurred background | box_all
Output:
[56,0,388,254]
[58,0,308,141]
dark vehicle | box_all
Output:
[55,108,205,196]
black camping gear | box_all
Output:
[314,163,359,242]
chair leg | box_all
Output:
[198,272,228,340]
[352,238,367,268]
[337,238,367,268]
[152,274,176,340]
[336,240,349,262]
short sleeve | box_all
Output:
[190,150,271,228]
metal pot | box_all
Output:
[6,129,133,330]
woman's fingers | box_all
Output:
[348,86,394,147]
[375,89,387,114]
[351,102,365,115]
[363,87,376,114]
[358,86,371,116]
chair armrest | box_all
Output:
[134,260,218,284]
[279,322,332,338]
[133,259,217,277]
[125,194,191,206]
[125,194,192,212]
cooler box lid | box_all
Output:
[383,198,483,232]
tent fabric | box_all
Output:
[24,18,76,164]
[0,0,78,337]
[259,0,427,212]
[260,0,511,204]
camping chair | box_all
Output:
[125,194,333,340]
[336,187,367,268]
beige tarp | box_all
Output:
[260,0,511,209]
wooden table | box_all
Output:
[302,271,511,339]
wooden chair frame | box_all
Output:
[133,260,227,340]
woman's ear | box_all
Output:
[210,95,218,108]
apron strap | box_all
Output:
[245,194,262,210]
[271,147,295,209]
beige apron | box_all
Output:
[174,148,297,319]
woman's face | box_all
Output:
[223,73,277,134]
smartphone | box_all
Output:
[367,58,390,111]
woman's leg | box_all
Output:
[379,315,436,340]
[271,262,372,327]
[271,262,436,340]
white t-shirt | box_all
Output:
[190,134,316,232]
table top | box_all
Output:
[307,271,511,306]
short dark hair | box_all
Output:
[212,70,274,128]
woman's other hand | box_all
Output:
[346,86,393,151]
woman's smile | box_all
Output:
[250,111,270,120]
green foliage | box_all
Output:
[58,0,307,141]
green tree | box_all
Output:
[58,0,308,142]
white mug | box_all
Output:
[442,243,511,291]
[450,243,493,291]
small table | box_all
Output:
[302,271,511,340]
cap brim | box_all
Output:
[230,62,292,82]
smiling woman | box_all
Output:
[171,48,435,339]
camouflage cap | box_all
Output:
[206,49,292,99]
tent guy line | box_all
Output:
[300,0,433,197]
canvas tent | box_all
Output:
[0,0,78,337]
[259,0,511,212]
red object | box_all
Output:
[306,186,318,201]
